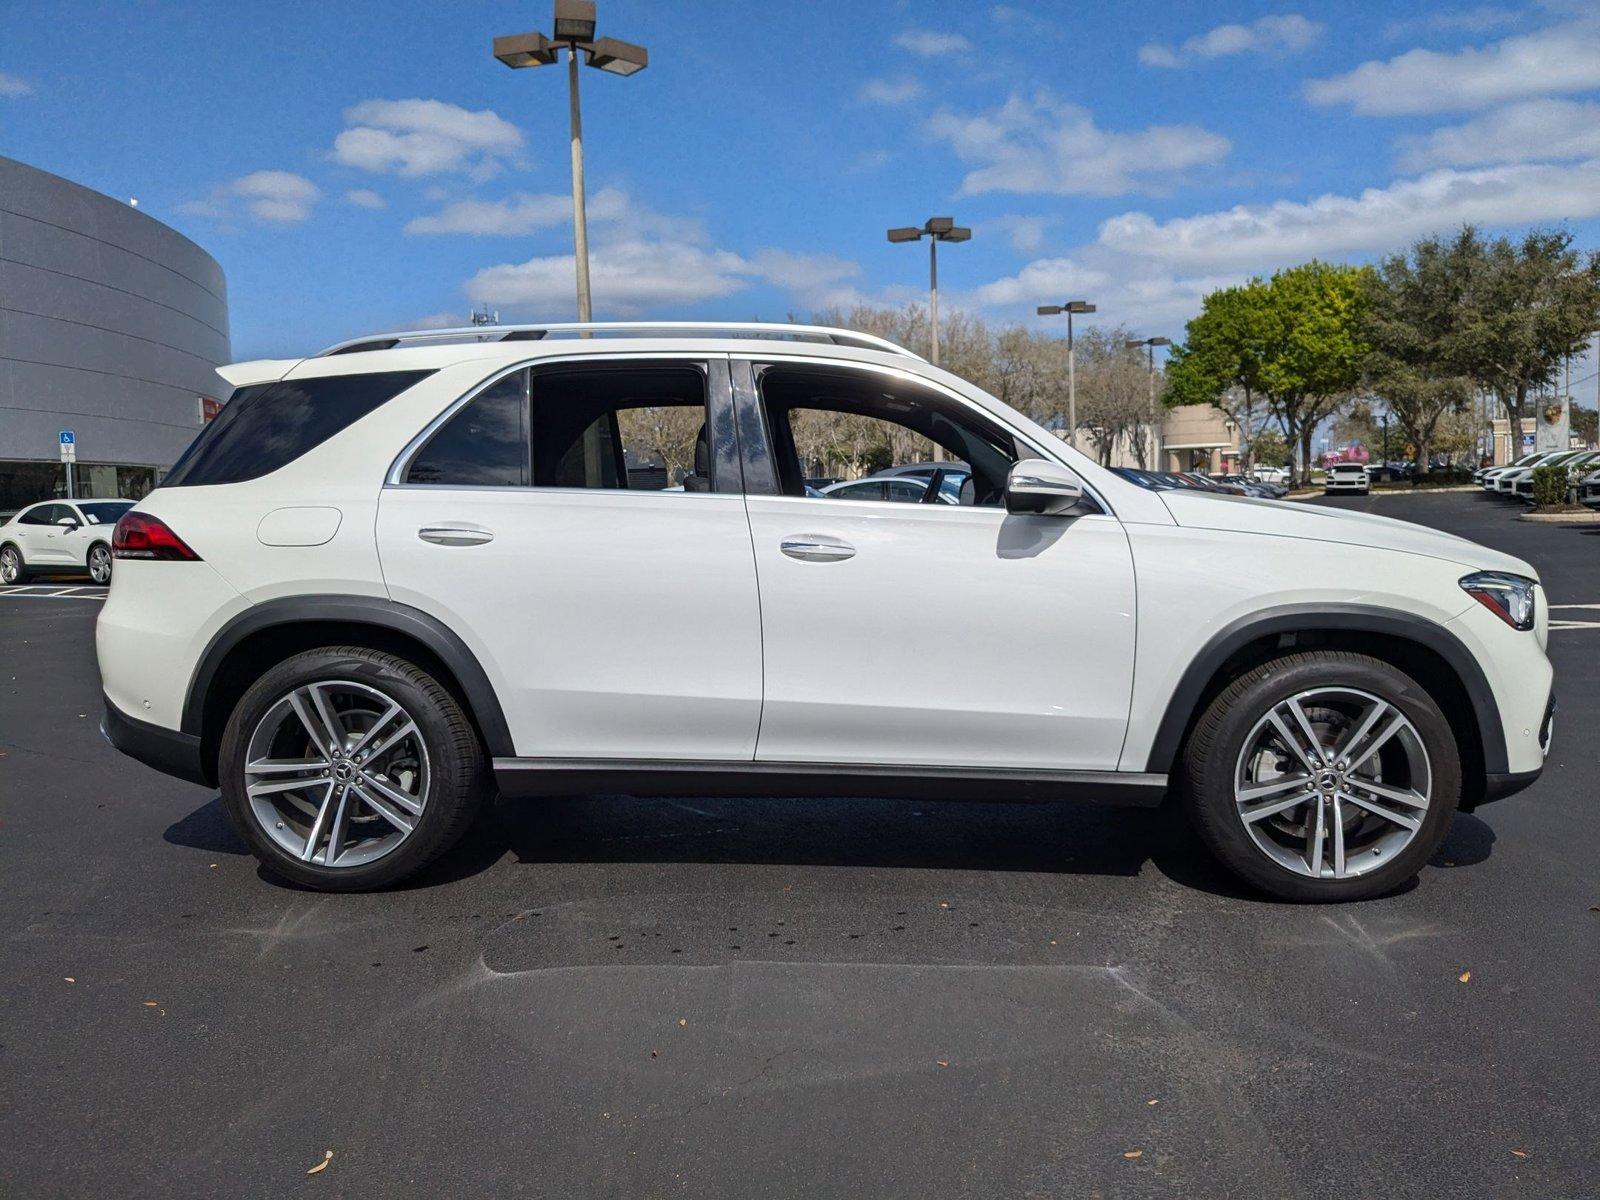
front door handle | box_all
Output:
[780,536,855,563]
[418,525,494,547]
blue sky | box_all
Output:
[3,0,1599,384]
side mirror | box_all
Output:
[56,516,80,529]
[1005,458,1086,516]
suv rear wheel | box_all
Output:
[1181,651,1460,902]
[219,646,488,891]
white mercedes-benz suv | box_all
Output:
[97,322,1555,901]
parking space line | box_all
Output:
[0,587,106,601]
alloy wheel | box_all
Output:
[88,546,112,584]
[1233,687,1431,880]
[1,548,19,584]
[243,679,431,869]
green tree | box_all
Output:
[1251,427,1289,472]
[1165,282,1272,466]
[1363,234,1475,477]
[1169,262,1370,484]
[1450,228,1600,450]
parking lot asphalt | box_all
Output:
[2,492,1596,1199]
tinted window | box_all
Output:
[78,502,132,524]
[164,370,432,487]
[407,372,528,486]
[19,504,61,526]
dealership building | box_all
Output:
[0,155,230,513]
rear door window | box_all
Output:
[164,370,433,487]
[405,371,529,487]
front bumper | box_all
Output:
[1469,692,1554,809]
[101,694,210,787]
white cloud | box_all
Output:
[331,98,524,177]
[1140,14,1323,68]
[1384,6,1522,40]
[926,91,1231,197]
[179,170,321,224]
[1306,20,1600,115]
[405,311,466,330]
[466,240,753,315]
[409,192,567,236]
[0,70,33,97]
[345,188,386,209]
[893,29,973,56]
[1097,158,1600,272]
[405,186,646,237]
[972,257,1109,307]
[1396,99,1600,169]
[746,249,865,309]
[464,217,873,316]
[847,148,893,173]
[986,214,1054,253]
[859,76,923,105]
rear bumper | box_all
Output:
[100,695,210,787]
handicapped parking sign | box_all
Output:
[59,430,76,462]
[59,431,75,446]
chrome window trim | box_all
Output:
[385,351,728,489]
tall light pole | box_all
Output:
[1126,337,1172,469]
[887,218,971,369]
[494,1,648,322]
[889,218,970,462]
[1037,300,1096,447]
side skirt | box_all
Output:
[493,758,1168,806]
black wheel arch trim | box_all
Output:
[181,595,515,759]
[1144,604,1508,776]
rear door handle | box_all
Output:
[780,536,855,563]
[418,525,494,547]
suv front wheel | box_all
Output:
[219,646,488,891]
[1181,651,1461,902]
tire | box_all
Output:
[0,544,28,585]
[87,543,113,585]
[1179,650,1461,902]
[219,646,489,891]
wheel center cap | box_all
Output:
[1317,770,1339,791]
[333,761,355,782]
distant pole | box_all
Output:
[888,218,971,463]
[1067,307,1075,444]
[1125,336,1170,469]
[566,45,591,322]
[1037,301,1096,449]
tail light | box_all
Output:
[112,511,201,561]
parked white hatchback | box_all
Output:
[1,499,133,584]
[97,323,1555,901]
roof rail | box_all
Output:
[316,321,922,360]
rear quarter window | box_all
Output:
[163,370,433,487]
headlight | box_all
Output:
[1460,571,1537,631]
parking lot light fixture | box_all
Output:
[494,2,649,323]
[553,0,597,42]
[885,217,972,369]
[1126,336,1172,468]
[1037,301,1096,446]
[887,218,971,461]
